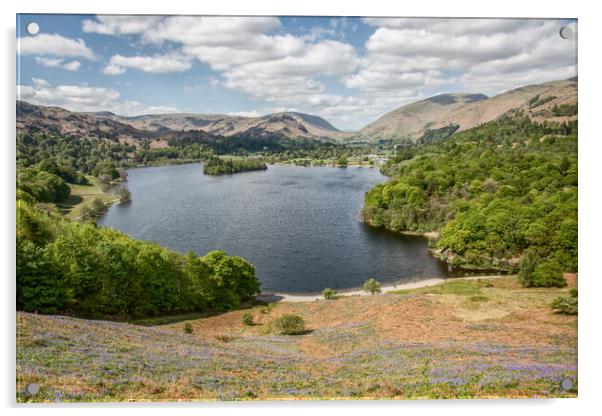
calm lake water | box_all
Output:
[98,163,447,293]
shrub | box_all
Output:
[269,314,306,335]
[242,312,253,326]
[531,259,566,288]
[519,253,566,288]
[569,288,578,297]
[363,278,382,295]
[551,295,578,315]
[183,322,193,334]
[322,287,337,300]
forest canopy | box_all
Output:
[363,114,577,276]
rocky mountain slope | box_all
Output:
[97,111,351,140]
[16,100,150,141]
[357,79,577,142]
[17,101,350,143]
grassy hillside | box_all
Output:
[356,79,577,142]
[17,276,577,402]
[55,177,119,220]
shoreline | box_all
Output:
[257,274,510,303]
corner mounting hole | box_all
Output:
[559,26,573,40]
[26,22,39,36]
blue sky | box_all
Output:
[17,15,577,130]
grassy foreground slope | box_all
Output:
[17,277,576,402]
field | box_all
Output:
[55,177,119,220]
[16,276,577,402]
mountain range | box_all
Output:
[17,78,577,145]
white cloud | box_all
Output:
[35,57,81,71]
[226,110,262,118]
[140,16,282,47]
[31,77,49,88]
[362,18,531,35]
[182,34,306,71]
[351,19,576,97]
[102,64,126,76]
[19,33,95,59]
[17,80,179,116]
[82,15,163,35]
[63,61,82,71]
[103,54,192,75]
[345,69,449,92]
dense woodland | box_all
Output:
[16,195,260,318]
[363,113,577,282]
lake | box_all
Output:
[98,163,448,293]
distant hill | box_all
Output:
[94,110,352,141]
[17,78,577,145]
[358,93,488,142]
[356,79,577,142]
[17,100,150,141]
[17,100,351,144]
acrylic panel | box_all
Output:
[16,15,578,402]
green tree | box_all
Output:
[16,199,261,319]
[518,249,537,287]
[531,259,566,288]
[16,240,65,314]
[363,278,382,295]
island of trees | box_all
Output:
[203,156,268,175]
